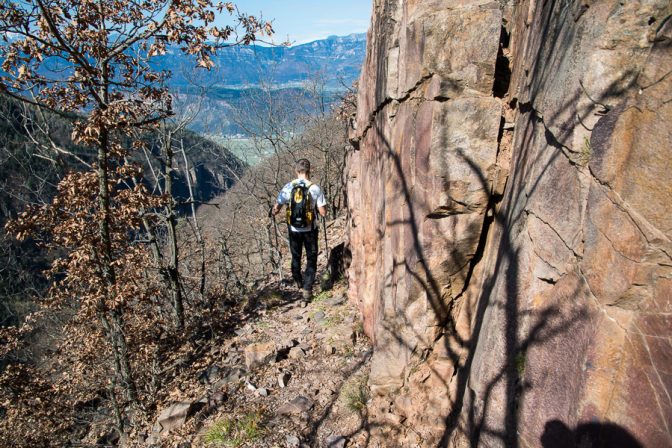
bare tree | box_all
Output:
[0,0,271,444]
[198,75,353,292]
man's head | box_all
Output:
[295,158,311,177]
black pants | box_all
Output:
[289,228,318,290]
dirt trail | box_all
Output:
[209,283,373,447]
[152,279,374,448]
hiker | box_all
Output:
[272,159,327,300]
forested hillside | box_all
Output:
[0,93,245,327]
[0,1,357,446]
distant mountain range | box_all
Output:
[154,33,367,135]
[155,33,367,91]
[9,33,366,135]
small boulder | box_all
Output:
[286,435,301,447]
[325,295,346,306]
[211,367,246,390]
[278,372,291,388]
[276,396,314,416]
[244,342,277,369]
[288,347,306,359]
[208,391,226,407]
[383,412,405,425]
[278,338,298,351]
[155,401,203,434]
[197,365,220,385]
[325,435,346,448]
[256,388,269,397]
[323,344,336,355]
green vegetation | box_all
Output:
[340,375,369,414]
[578,136,592,166]
[312,290,332,303]
[354,320,365,336]
[342,346,355,358]
[261,291,285,307]
[323,313,344,328]
[208,136,273,166]
[204,412,265,447]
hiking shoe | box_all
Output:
[302,289,312,301]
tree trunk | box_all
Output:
[96,62,137,401]
[179,141,206,300]
[97,127,137,402]
[164,133,185,330]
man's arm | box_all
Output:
[272,182,291,216]
[314,185,327,218]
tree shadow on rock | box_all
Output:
[540,419,643,448]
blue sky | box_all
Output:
[229,1,372,45]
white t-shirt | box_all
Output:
[277,179,327,232]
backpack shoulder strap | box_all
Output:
[293,179,312,188]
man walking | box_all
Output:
[272,159,327,300]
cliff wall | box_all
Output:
[346,1,672,446]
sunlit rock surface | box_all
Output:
[346,0,672,446]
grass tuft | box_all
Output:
[312,290,332,303]
[340,375,368,414]
[578,136,592,166]
[204,411,265,447]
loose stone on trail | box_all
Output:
[244,342,277,369]
[256,387,269,397]
[325,435,346,448]
[278,372,291,388]
[276,396,314,415]
[288,347,306,359]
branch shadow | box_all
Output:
[353,2,642,443]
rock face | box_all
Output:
[346,0,672,446]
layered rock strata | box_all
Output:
[346,0,672,446]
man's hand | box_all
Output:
[271,203,282,216]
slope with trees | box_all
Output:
[0,0,271,444]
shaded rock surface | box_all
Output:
[346,0,672,446]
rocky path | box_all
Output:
[151,281,374,448]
